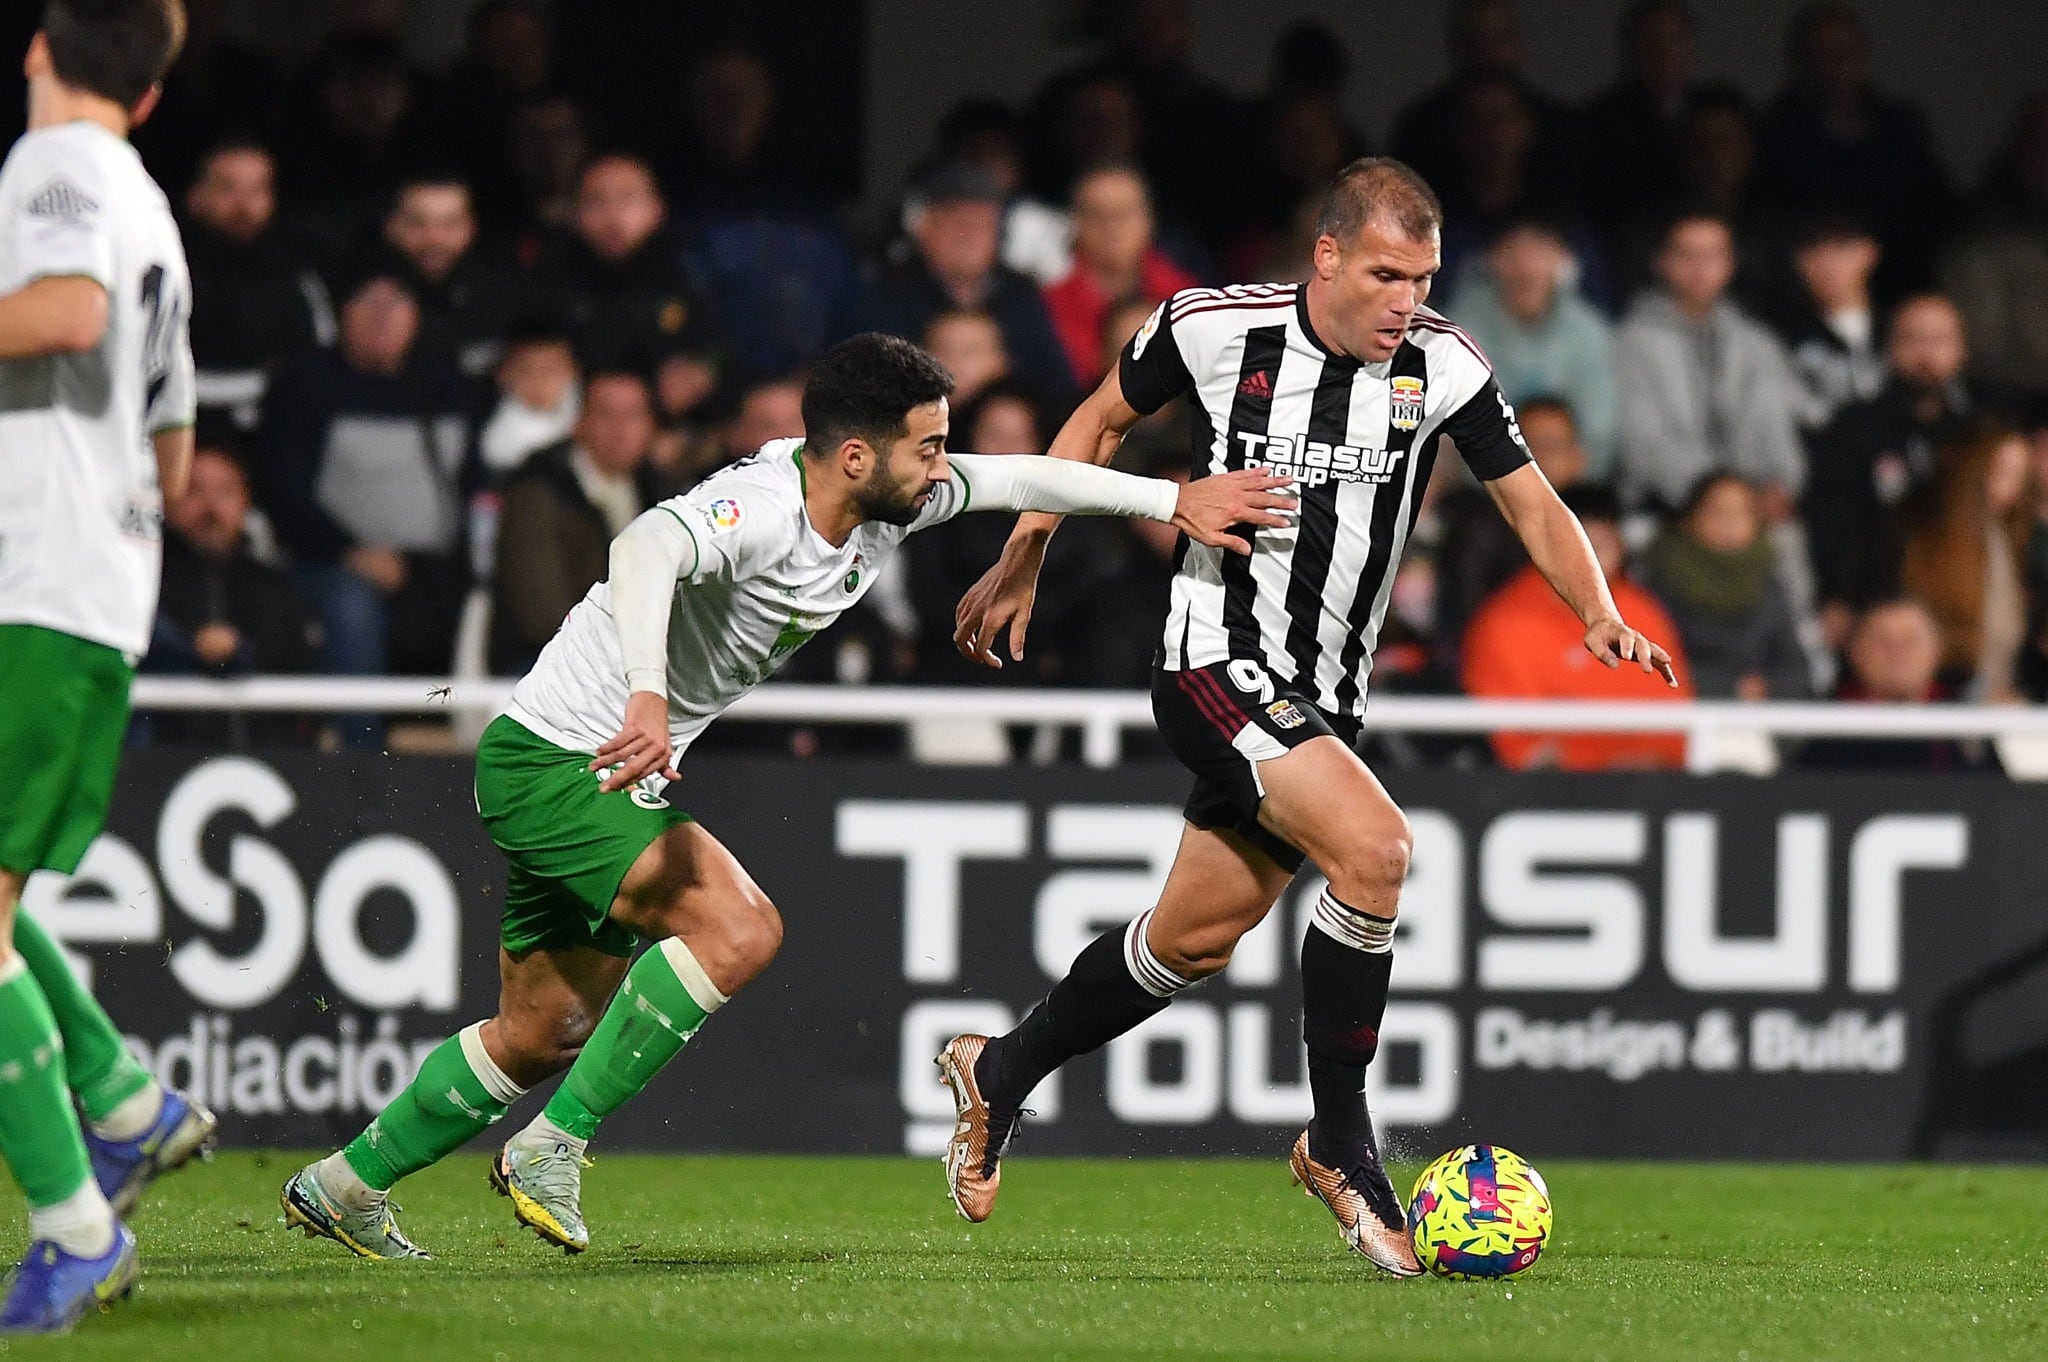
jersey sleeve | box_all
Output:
[1442,376,1534,482]
[1116,296,1196,415]
[0,137,118,291]
[663,482,788,583]
[147,289,196,433]
[906,468,970,532]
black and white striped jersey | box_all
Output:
[1118,282,1531,718]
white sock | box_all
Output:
[89,1082,165,1143]
[515,1112,588,1159]
[28,1181,117,1259]
[314,1149,382,1211]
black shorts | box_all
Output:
[1150,661,1360,875]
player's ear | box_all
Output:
[837,436,872,478]
[130,83,164,129]
[23,31,50,81]
[1312,233,1341,280]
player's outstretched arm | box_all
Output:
[1484,463,1678,686]
[949,453,1293,553]
[590,507,694,791]
[0,275,107,360]
[954,367,1147,668]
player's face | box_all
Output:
[1316,217,1439,363]
[858,400,951,526]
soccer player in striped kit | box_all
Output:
[940,159,1676,1275]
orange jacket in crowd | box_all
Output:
[1461,565,1696,770]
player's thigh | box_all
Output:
[0,625,130,879]
[488,942,631,1081]
[1255,736,1412,892]
[610,820,781,990]
[1147,823,1297,974]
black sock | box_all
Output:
[978,917,1182,1114]
[1300,902,1394,1167]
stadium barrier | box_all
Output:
[35,743,2046,1161]
[127,676,2048,775]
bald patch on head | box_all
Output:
[1315,157,1443,246]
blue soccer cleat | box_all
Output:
[86,1088,218,1217]
[0,1225,139,1334]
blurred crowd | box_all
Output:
[126,0,2048,770]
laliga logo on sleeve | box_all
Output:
[701,498,744,534]
[1131,303,1164,359]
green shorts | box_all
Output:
[0,624,133,878]
[475,714,693,957]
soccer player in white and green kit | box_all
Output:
[0,0,220,1334]
[282,332,1294,1259]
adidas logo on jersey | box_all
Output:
[26,178,98,222]
[1236,431,1405,488]
[1236,370,1274,400]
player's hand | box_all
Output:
[1584,615,1679,687]
[591,689,679,792]
[954,533,1048,667]
[1170,469,1296,555]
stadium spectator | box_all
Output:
[1027,0,1245,253]
[144,440,321,747]
[431,0,552,207]
[1430,396,1592,666]
[256,273,474,733]
[1042,164,1195,388]
[273,30,425,261]
[128,0,285,200]
[1229,23,1368,281]
[1462,484,1694,769]
[1804,294,1977,618]
[529,153,721,426]
[375,173,517,379]
[1580,0,1703,229]
[663,46,808,214]
[1798,597,1996,772]
[857,162,1072,408]
[1434,76,1603,304]
[1775,216,1887,430]
[926,98,1072,286]
[478,315,581,479]
[923,310,1009,409]
[1076,445,1192,689]
[1941,96,2048,410]
[1898,425,2032,700]
[672,375,806,487]
[180,137,333,433]
[1443,219,1617,474]
[1613,213,1804,518]
[1390,0,1568,200]
[500,93,587,241]
[1753,3,1955,295]
[490,371,668,675]
[1641,474,1810,699]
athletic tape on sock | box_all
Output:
[458,1022,528,1105]
[658,937,730,1014]
[1310,890,1396,954]
[1122,910,1194,999]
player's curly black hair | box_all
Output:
[801,332,955,457]
[43,0,185,108]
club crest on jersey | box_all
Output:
[1389,376,1426,431]
[1266,700,1308,730]
[702,498,743,533]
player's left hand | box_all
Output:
[1171,470,1297,555]
[592,690,680,792]
[1584,616,1679,687]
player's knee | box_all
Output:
[1156,920,1246,979]
[733,892,783,972]
[1325,812,1412,903]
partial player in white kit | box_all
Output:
[282,331,1297,1260]
[0,0,219,1336]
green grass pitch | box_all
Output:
[2,1153,2044,1360]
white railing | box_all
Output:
[127,676,2048,775]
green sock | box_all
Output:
[341,1023,524,1191]
[542,940,726,1141]
[0,955,92,1207]
[12,912,152,1121]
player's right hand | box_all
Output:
[1171,469,1297,554]
[591,689,680,792]
[954,534,1048,667]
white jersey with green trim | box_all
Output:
[0,121,195,657]
[505,437,967,761]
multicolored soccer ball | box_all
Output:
[1406,1144,1552,1279]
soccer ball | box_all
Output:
[1406,1144,1552,1279]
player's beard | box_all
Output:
[854,464,927,526]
